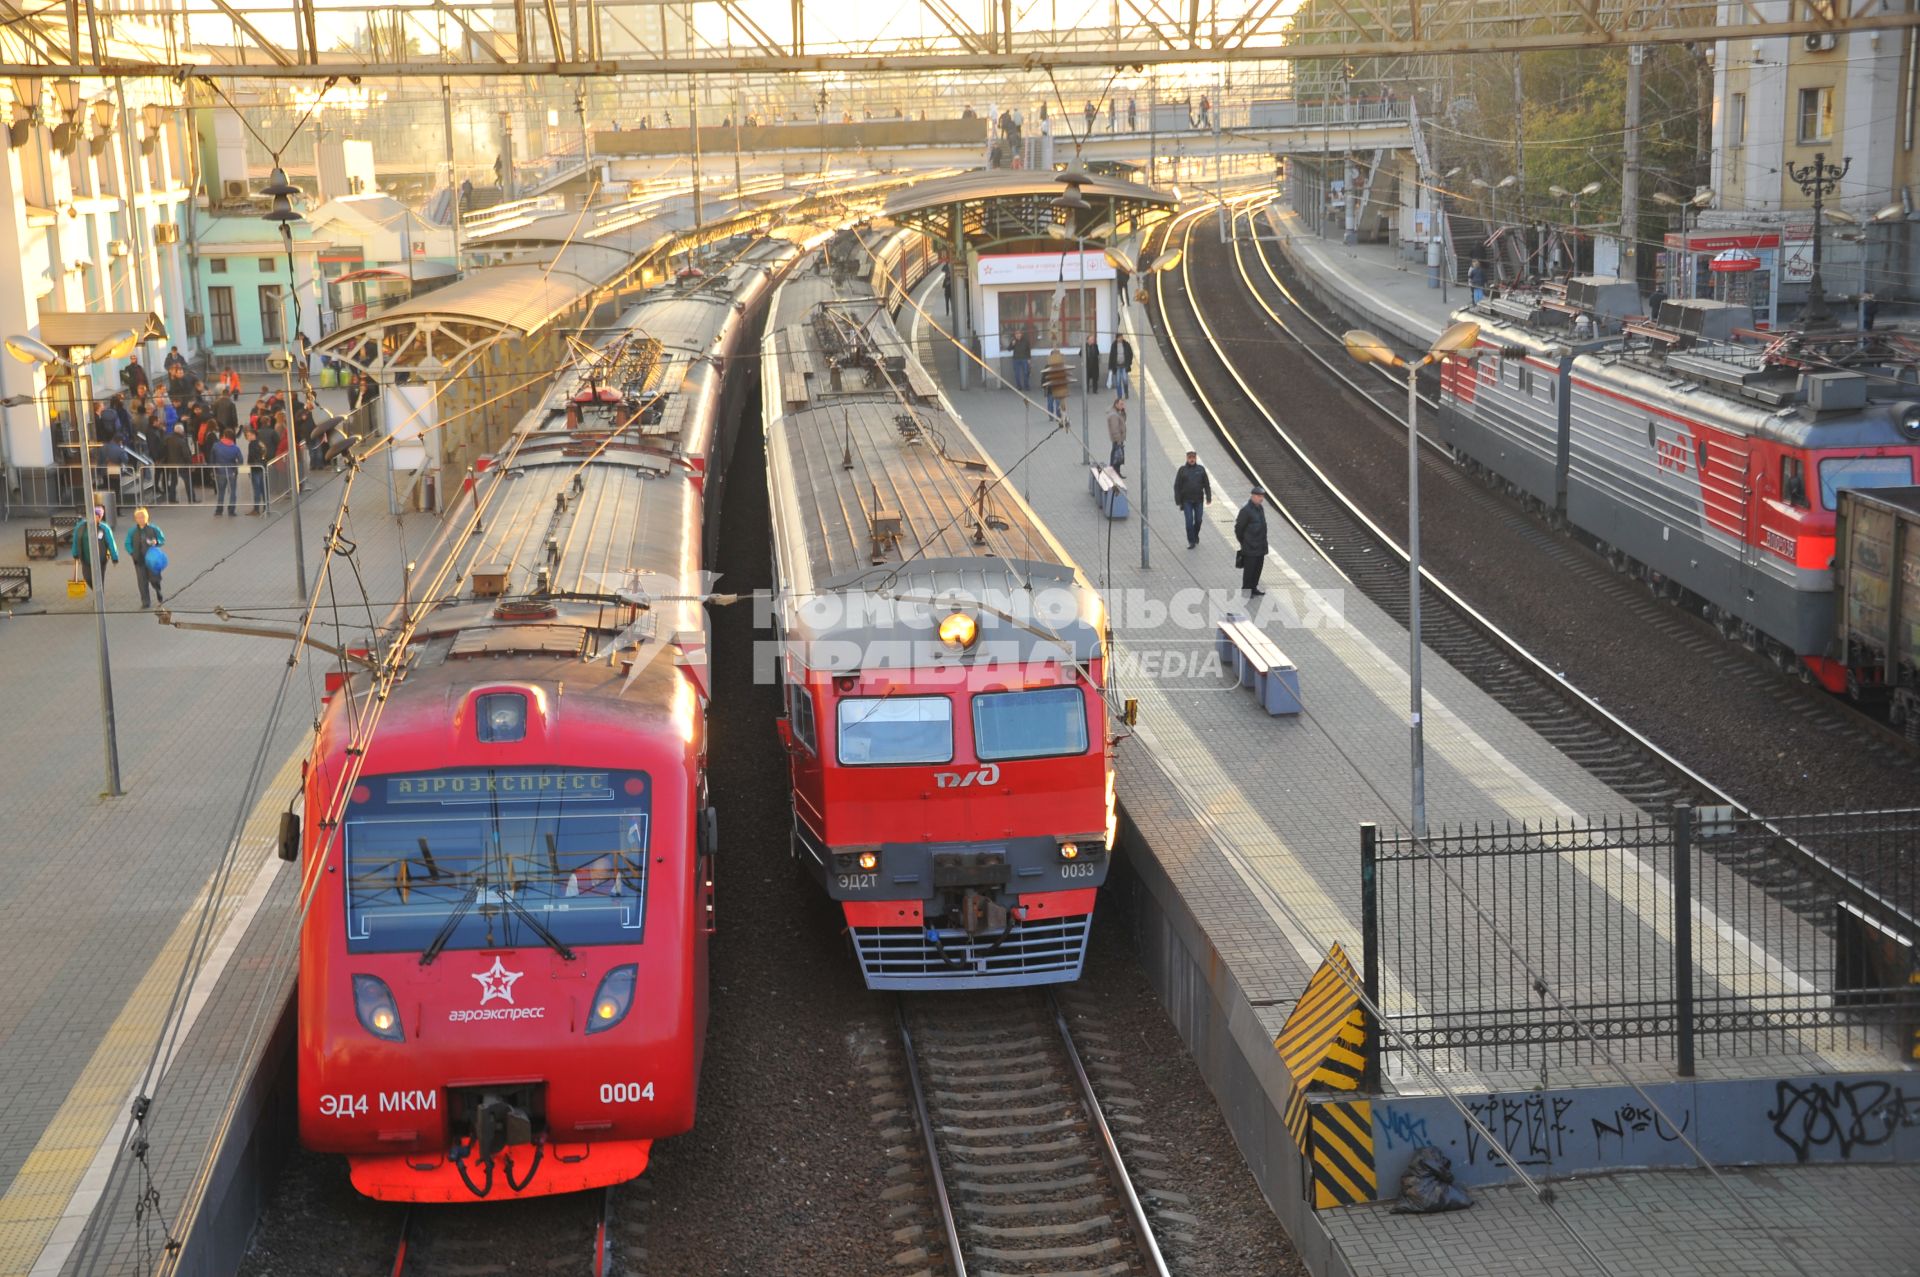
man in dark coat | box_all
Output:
[1234,486,1268,596]
[1010,328,1032,392]
[1083,333,1101,393]
[161,425,191,502]
[1173,449,1212,548]
[213,389,239,436]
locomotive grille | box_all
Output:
[849,914,1091,990]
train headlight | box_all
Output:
[858,850,879,871]
[1897,402,1920,439]
[1059,841,1080,861]
[476,691,528,743]
[352,975,404,1043]
[586,964,637,1035]
[937,611,978,650]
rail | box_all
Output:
[895,992,1172,1277]
[388,1185,615,1276]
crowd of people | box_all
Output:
[75,346,376,515]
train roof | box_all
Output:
[1456,295,1920,448]
[762,249,1103,665]
[371,238,794,720]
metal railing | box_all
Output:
[7,456,299,515]
[1359,805,1920,1082]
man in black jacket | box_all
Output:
[1172,450,1211,547]
[1234,486,1268,596]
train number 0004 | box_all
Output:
[600,1081,656,1104]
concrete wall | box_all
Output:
[1362,1073,1920,1197]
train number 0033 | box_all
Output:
[600,1081,656,1104]
[1060,862,1099,878]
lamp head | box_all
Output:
[1651,192,1681,207]
[1496,174,1517,189]
[50,78,77,117]
[1146,248,1183,274]
[1102,245,1138,273]
[88,329,140,363]
[1442,166,1461,179]
[1690,189,1716,207]
[4,334,55,366]
[1429,319,1481,359]
[1824,208,1857,225]
[1469,176,1491,189]
[1342,329,1400,368]
[1872,202,1906,223]
[1579,181,1603,197]
[89,100,115,134]
[1549,184,1570,198]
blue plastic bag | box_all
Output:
[145,546,168,575]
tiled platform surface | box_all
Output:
[899,268,1918,1274]
[0,448,434,1276]
[1322,1163,1920,1277]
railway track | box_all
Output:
[1149,197,1918,902]
[1229,199,1920,765]
[389,1183,635,1276]
[894,992,1172,1277]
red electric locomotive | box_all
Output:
[760,238,1117,989]
[292,240,791,1201]
[1435,279,1920,692]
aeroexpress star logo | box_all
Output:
[473,957,524,1006]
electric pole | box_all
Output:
[1621,45,1644,285]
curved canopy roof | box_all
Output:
[882,168,1178,246]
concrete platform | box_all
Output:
[898,268,1918,1275]
[1263,202,1452,352]
[0,464,435,1277]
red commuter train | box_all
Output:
[760,237,1117,989]
[1435,278,1920,693]
[291,238,792,1201]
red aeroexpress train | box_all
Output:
[290,238,790,1201]
[760,235,1118,989]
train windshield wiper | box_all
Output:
[498,889,577,962]
[420,878,480,966]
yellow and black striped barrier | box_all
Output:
[1273,943,1378,1207]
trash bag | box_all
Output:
[1390,1145,1472,1214]
[144,547,168,575]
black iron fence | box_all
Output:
[1360,805,1919,1082]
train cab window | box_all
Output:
[972,687,1090,762]
[788,682,817,752]
[1516,364,1533,395]
[836,695,952,765]
[1781,457,1808,508]
[1817,455,1915,509]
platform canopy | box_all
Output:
[882,168,1179,248]
[35,310,167,352]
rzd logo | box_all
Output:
[933,764,1001,789]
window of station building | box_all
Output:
[259,284,285,343]
[995,286,1096,350]
[836,695,952,765]
[208,257,228,274]
[1798,87,1834,144]
[972,687,1089,762]
[1781,456,1808,508]
[1818,455,1914,510]
[259,256,278,272]
[208,286,237,345]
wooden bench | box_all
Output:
[1215,613,1301,715]
[1088,465,1129,518]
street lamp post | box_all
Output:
[1105,242,1183,569]
[1342,320,1481,837]
[1052,172,1095,465]
[1786,151,1850,328]
[8,328,140,798]
[262,165,308,599]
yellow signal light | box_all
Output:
[858,851,879,871]
[937,611,978,649]
[596,999,620,1021]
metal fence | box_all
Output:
[1360,805,1919,1083]
[6,457,298,517]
